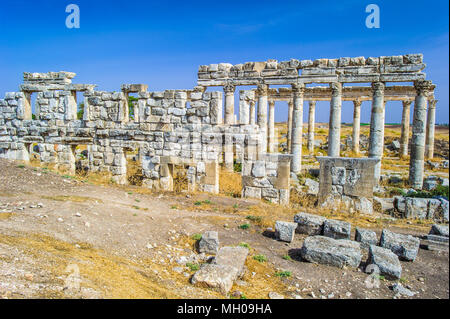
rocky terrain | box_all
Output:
[0,157,448,299]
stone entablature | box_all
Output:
[198,54,425,86]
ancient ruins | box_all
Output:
[0,53,439,210]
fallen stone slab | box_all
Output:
[300,236,362,268]
[368,245,402,279]
[213,246,249,277]
[425,234,449,243]
[323,219,351,239]
[355,228,378,249]
[198,231,219,254]
[380,229,420,262]
[304,178,319,195]
[191,246,249,294]
[429,224,449,237]
[392,283,416,297]
[275,221,297,242]
[294,212,327,235]
[191,264,238,294]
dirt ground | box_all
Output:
[0,157,448,299]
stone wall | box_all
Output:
[317,157,380,213]
[241,154,291,205]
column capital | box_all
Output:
[256,83,269,96]
[268,100,275,107]
[309,100,317,107]
[223,82,235,94]
[402,99,413,107]
[291,83,305,97]
[353,98,362,107]
[371,81,385,96]
[428,99,437,109]
[330,82,342,97]
[414,80,433,97]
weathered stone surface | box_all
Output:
[198,231,219,254]
[305,178,319,195]
[294,212,327,235]
[430,224,449,237]
[380,229,420,261]
[368,245,402,279]
[275,221,297,242]
[213,246,249,277]
[191,264,237,294]
[392,283,416,297]
[300,236,362,268]
[355,228,378,248]
[323,219,351,239]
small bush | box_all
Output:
[194,201,202,206]
[238,242,250,249]
[186,263,199,271]
[203,199,212,204]
[191,233,202,241]
[282,255,292,261]
[246,215,262,223]
[253,254,267,263]
[275,270,291,278]
[238,223,250,230]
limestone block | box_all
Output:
[198,231,219,254]
[300,236,362,268]
[355,228,378,249]
[331,166,346,185]
[275,221,297,242]
[368,245,402,280]
[252,161,265,178]
[323,219,351,240]
[294,212,327,235]
[243,186,261,199]
[380,229,420,262]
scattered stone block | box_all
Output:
[391,283,416,297]
[294,212,327,235]
[198,231,219,254]
[304,178,319,195]
[213,246,249,277]
[191,264,238,294]
[380,229,420,261]
[368,245,402,279]
[323,219,351,239]
[275,221,297,242]
[355,228,378,248]
[300,236,362,268]
[429,224,449,237]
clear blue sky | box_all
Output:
[0,0,448,124]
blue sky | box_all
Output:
[0,0,448,124]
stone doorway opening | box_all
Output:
[125,148,143,186]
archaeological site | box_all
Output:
[0,53,448,300]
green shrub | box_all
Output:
[253,254,267,263]
[275,270,291,278]
[246,215,262,223]
[238,223,250,230]
[238,242,250,249]
[186,263,199,271]
[191,233,202,241]
[194,201,202,206]
[282,255,293,261]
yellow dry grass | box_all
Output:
[219,168,242,197]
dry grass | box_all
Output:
[42,195,103,203]
[219,168,242,197]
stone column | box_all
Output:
[257,83,268,155]
[352,99,362,154]
[327,82,342,157]
[287,99,293,153]
[400,100,412,158]
[291,83,305,173]
[368,82,385,182]
[307,100,316,153]
[224,83,235,125]
[268,100,275,153]
[239,95,250,125]
[409,80,433,189]
[249,101,256,125]
[425,99,437,159]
